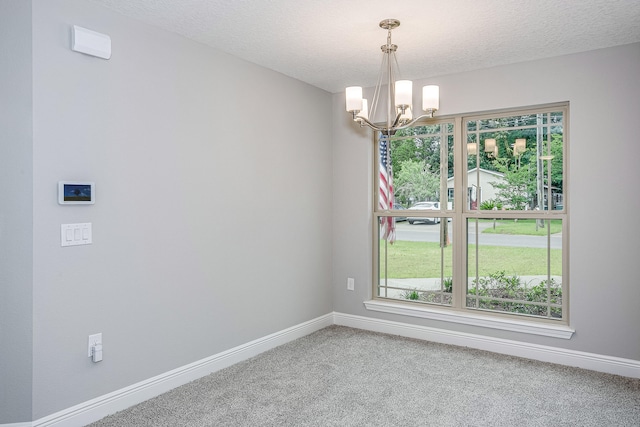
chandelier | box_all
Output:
[345,19,440,134]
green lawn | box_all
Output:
[480,219,562,236]
[382,240,561,278]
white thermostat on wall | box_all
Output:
[58,181,95,205]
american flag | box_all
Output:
[379,134,395,243]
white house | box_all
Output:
[447,168,506,209]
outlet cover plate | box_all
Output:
[88,333,102,357]
[347,277,355,291]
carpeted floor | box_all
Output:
[89,325,640,426]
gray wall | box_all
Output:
[21,0,332,420]
[333,43,640,360]
[0,0,34,423]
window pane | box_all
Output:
[446,131,454,210]
[378,216,453,306]
[465,111,564,212]
[466,218,563,319]
[477,114,540,130]
[386,123,454,210]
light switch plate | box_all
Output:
[61,223,92,246]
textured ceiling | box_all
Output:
[90,0,640,93]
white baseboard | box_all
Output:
[333,311,640,379]
[27,313,333,427]
[8,311,639,427]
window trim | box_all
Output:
[371,103,570,332]
[363,299,574,339]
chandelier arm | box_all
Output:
[391,111,403,129]
[352,111,435,134]
[389,113,436,131]
[354,116,386,133]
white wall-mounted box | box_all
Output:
[72,25,111,59]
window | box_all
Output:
[374,104,568,327]
[377,121,454,305]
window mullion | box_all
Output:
[452,116,465,309]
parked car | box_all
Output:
[407,201,441,224]
[392,204,407,222]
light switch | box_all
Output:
[61,223,92,247]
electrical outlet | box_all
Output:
[88,333,102,357]
[347,277,355,291]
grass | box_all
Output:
[480,219,562,236]
[381,241,453,278]
[381,240,561,279]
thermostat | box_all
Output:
[58,181,95,205]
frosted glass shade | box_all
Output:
[422,85,439,111]
[356,99,369,120]
[467,142,477,155]
[395,80,413,107]
[345,86,363,112]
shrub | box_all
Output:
[442,277,453,293]
[471,270,524,299]
[479,199,503,210]
[468,271,562,318]
[525,278,562,317]
[402,289,420,300]
[401,272,562,318]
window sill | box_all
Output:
[363,299,574,339]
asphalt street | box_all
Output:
[394,220,562,249]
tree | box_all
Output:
[394,159,440,206]
[490,155,535,210]
[390,124,453,183]
[549,133,563,192]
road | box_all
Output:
[394,221,562,249]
